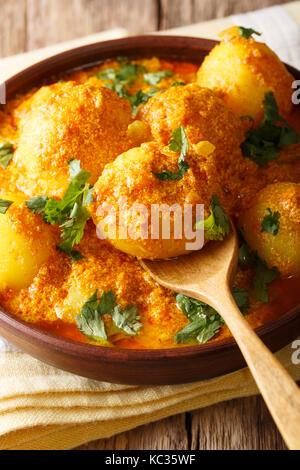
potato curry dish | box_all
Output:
[0,27,299,350]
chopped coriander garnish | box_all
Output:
[76,290,142,342]
[96,62,145,90]
[238,241,252,267]
[111,305,142,336]
[129,87,159,116]
[25,196,48,214]
[174,289,249,344]
[238,232,279,303]
[241,92,299,166]
[26,160,93,260]
[144,70,174,85]
[232,287,250,315]
[0,198,13,215]
[195,195,230,241]
[0,142,14,170]
[171,81,185,87]
[261,208,280,235]
[238,26,261,40]
[76,290,115,342]
[152,126,190,181]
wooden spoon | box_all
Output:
[140,229,300,450]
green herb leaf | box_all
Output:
[76,290,110,342]
[238,242,252,267]
[174,288,249,345]
[26,160,92,261]
[261,208,280,235]
[25,196,48,214]
[0,198,13,215]
[0,142,14,170]
[152,126,190,181]
[232,287,249,315]
[70,250,84,262]
[129,87,160,116]
[175,294,223,344]
[238,231,279,303]
[238,26,261,39]
[76,290,141,342]
[241,92,299,166]
[111,305,142,336]
[171,81,185,87]
[195,195,230,241]
[144,70,174,85]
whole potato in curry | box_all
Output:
[89,142,214,260]
[0,194,58,290]
[238,182,300,277]
[197,27,294,125]
[13,82,132,198]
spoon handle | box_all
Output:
[206,287,300,450]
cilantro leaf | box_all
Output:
[152,126,190,181]
[238,26,261,40]
[232,287,249,315]
[129,87,160,116]
[111,305,142,336]
[238,241,252,267]
[25,196,48,214]
[26,160,92,260]
[261,208,280,235]
[253,256,279,303]
[0,198,13,215]
[76,290,141,342]
[75,290,110,342]
[174,299,221,345]
[241,92,299,166]
[195,195,230,241]
[144,70,174,85]
[171,81,185,87]
[0,142,14,170]
[174,288,249,345]
[238,232,280,303]
[70,250,84,262]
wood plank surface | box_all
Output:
[0,0,296,451]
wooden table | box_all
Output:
[0,0,295,451]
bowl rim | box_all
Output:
[1,34,299,363]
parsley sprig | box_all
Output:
[238,26,261,40]
[0,198,13,215]
[261,208,280,235]
[0,142,14,170]
[152,126,190,181]
[174,288,249,344]
[241,92,299,166]
[26,160,93,260]
[76,290,142,342]
[96,61,171,115]
[195,195,231,241]
[238,231,279,303]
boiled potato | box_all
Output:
[0,194,58,290]
[197,27,294,125]
[238,182,300,277]
[89,142,208,260]
[14,82,132,198]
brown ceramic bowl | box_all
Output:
[0,36,299,385]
